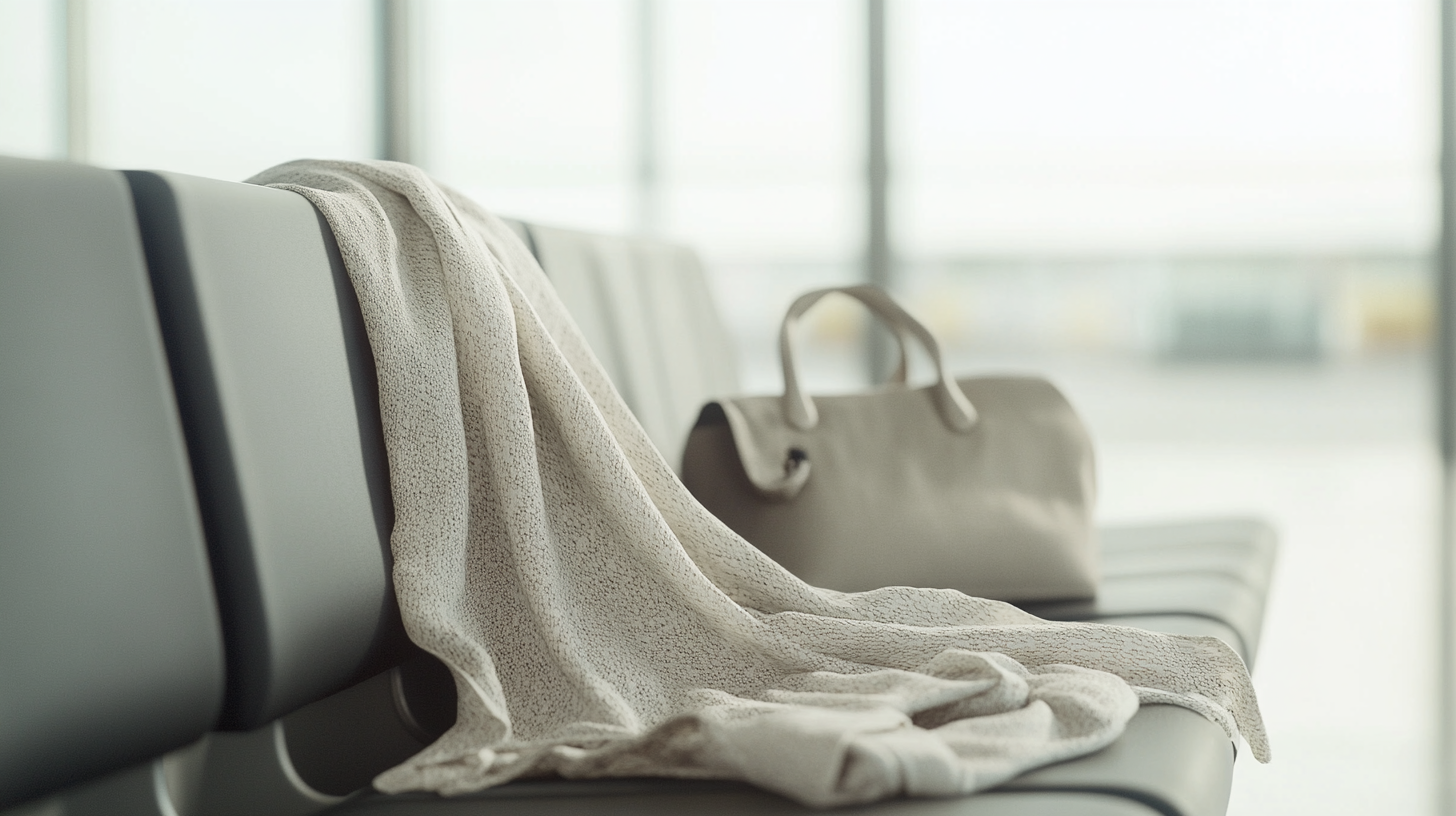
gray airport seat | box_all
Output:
[0,158,224,809]
[0,157,1269,816]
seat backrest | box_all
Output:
[634,239,740,457]
[0,158,225,808]
[122,170,742,735]
[527,224,739,466]
[125,170,406,731]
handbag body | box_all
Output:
[681,286,1098,602]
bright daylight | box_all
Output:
[0,2,1448,815]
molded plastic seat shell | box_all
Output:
[125,170,406,730]
[0,157,225,808]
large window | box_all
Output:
[0,0,60,157]
[886,6,1438,813]
[420,0,638,233]
[656,0,865,391]
[892,0,1434,363]
[85,0,375,180]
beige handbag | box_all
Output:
[681,285,1098,602]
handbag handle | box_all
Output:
[779,285,978,433]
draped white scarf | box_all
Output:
[250,160,1267,809]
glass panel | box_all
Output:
[419,0,636,233]
[891,2,1438,814]
[659,0,864,393]
[892,0,1434,357]
[88,0,373,180]
[0,0,60,159]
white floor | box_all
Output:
[1071,356,1439,816]
[1100,440,1437,816]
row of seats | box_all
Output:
[0,156,1274,816]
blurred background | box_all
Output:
[0,1,1440,812]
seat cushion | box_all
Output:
[325,706,1226,816]
[1023,518,1276,666]
[333,787,1166,815]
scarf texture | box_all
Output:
[248,160,1268,809]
